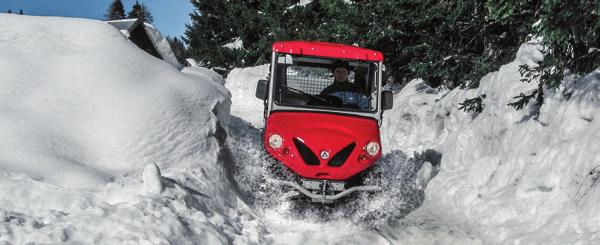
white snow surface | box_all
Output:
[287,0,313,9]
[225,65,270,128]
[223,37,244,50]
[287,0,350,9]
[381,41,600,244]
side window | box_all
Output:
[354,66,368,93]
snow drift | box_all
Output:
[383,42,600,244]
[0,14,226,190]
[0,14,265,244]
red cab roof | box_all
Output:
[272,41,383,62]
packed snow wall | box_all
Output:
[382,42,600,243]
[0,14,267,244]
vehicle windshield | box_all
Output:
[273,53,379,113]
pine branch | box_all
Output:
[459,94,486,113]
[507,89,537,110]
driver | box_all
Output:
[320,62,369,109]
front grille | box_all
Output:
[328,142,356,167]
[293,138,320,165]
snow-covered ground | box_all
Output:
[2,13,599,245]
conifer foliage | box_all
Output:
[105,0,126,20]
[459,94,487,114]
[185,0,526,83]
[186,0,599,115]
[167,37,188,65]
[186,0,268,71]
[491,0,600,115]
[6,9,24,15]
[128,0,154,23]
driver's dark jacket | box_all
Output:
[320,80,369,108]
[320,80,363,95]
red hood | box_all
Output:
[264,111,381,180]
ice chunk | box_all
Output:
[143,163,163,194]
[416,161,433,190]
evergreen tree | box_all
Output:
[364,0,530,88]
[105,0,126,20]
[186,0,355,71]
[187,0,531,86]
[18,9,23,15]
[7,9,12,14]
[128,1,154,23]
[186,0,599,114]
[490,0,600,117]
[186,0,265,70]
[167,36,188,65]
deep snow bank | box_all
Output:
[0,14,227,189]
[383,42,600,243]
[225,65,270,128]
[0,14,264,244]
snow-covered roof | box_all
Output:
[105,18,143,32]
[142,22,183,69]
[105,18,182,69]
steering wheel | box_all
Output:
[322,91,368,109]
[318,95,343,107]
[282,85,340,106]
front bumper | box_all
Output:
[269,178,381,203]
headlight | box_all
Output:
[365,142,380,156]
[268,134,283,149]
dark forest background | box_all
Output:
[109,0,600,113]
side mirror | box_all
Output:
[381,91,393,110]
[255,79,269,100]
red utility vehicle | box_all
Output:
[255,41,393,203]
